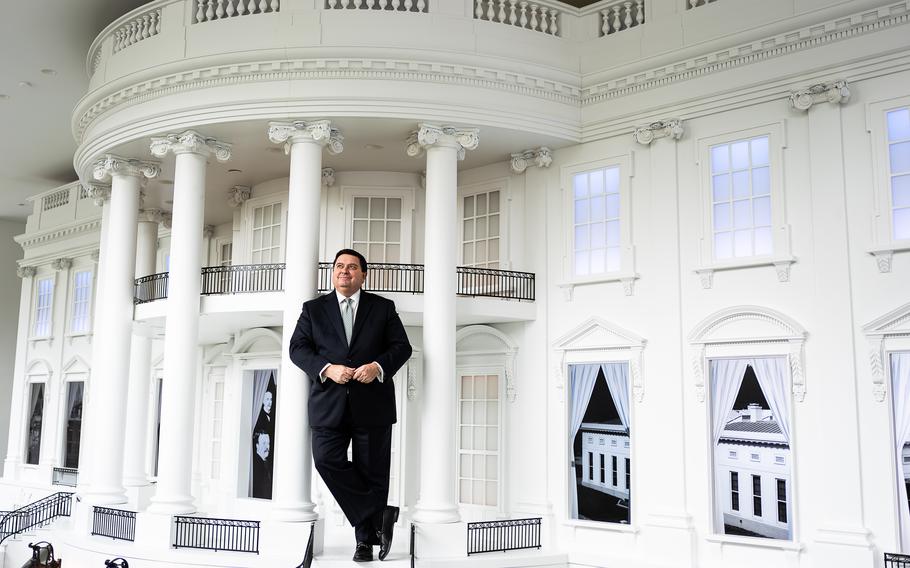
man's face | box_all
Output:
[256,433,270,458]
[262,391,273,414]
[332,253,366,297]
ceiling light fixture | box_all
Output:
[228,168,243,173]
[18,81,32,88]
[40,69,57,76]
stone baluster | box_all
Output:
[636,0,644,25]
[530,4,538,30]
[216,0,225,19]
[152,10,160,33]
[550,9,557,34]
[623,2,632,28]
[392,0,401,10]
[612,5,621,32]
[486,0,494,20]
[519,1,528,27]
[540,7,549,33]
[196,0,206,22]
[600,9,609,35]
[496,0,505,22]
[416,0,425,11]
[271,0,279,11]
[206,0,215,21]
[258,0,267,12]
[379,0,389,9]
[238,0,248,14]
[405,0,413,10]
[226,0,235,17]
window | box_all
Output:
[611,439,617,446]
[709,135,772,260]
[887,107,910,241]
[775,455,786,465]
[731,471,740,511]
[352,196,402,263]
[63,382,84,468]
[752,474,762,517]
[26,383,45,465]
[588,452,594,481]
[33,278,54,337]
[751,453,760,462]
[220,242,233,267]
[458,374,500,508]
[776,478,788,523]
[210,379,224,480]
[612,455,618,486]
[572,166,621,276]
[462,190,500,268]
[728,450,738,459]
[599,453,605,483]
[625,457,631,490]
[251,203,282,263]
[70,270,92,333]
[152,378,163,477]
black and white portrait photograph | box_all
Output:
[250,369,277,500]
[568,362,631,524]
[710,358,792,540]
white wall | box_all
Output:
[0,220,25,477]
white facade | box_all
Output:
[1,1,910,567]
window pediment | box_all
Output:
[863,301,910,402]
[554,317,646,352]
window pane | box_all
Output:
[462,376,473,398]
[476,194,487,216]
[590,171,604,195]
[575,200,589,224]
[711,145,730,173]
[487,428,498,451]
[732,171,750,199]
[895,208,910,240]
[734,230,753,257]
[461,402,472,423]
[272,203,282,224]
[604,168,620,194]
[575,225,590,249]
[590,249,605,274]
[605,220,620,246]
[754,196,771,226]
[473,428,485,450]
[473,401,485,423]
[731,141,750,170]
[459,479,471,502]
[590,222,605,248]
[489,191,500,213]
[486,456,498,479]
[461,426,473,450]
[464,195,475,216]
[751,136,770,166]
[891,174,910,208]
[754,227,773,255]
[386,221,401,242]
[890,141,910,174]
[714,203,731,230]
[486,482,497,507]
[888,108,910,141]
[605,247,621,272]
[487,375,498,397]
[463,219,474,240]
[369,244,384,262]
[752,167,770,196]
[573,174,588,199]
[715,231,733,259]
[713,174,730,202]
[463,243,473,264]
[254,207,263,226]
[488,239,499,262]
[370,198,385,218]
[386,244,400,262]
[476,217,487,239]
[489,214,500,237]
[575,252,589,276]
[473,455,485,478]
[606,194,620,219]
[733,200,751,229]
[486,401,498,422]
[387,198,402,219]
[369,221,384,241]
[26,383,44,465]
[591,196,605,220]
[475,241,487,263]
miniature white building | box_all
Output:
[579,423,631,502]
[0,1,910,567]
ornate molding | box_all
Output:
[632,119,684,145]
[406,123,479,161]
[86,183,112,206]
[91,249,101,262]
[322,167,336,188]
[52,258,73,271]
[510,147,553,174]
[203,225,215,239]
[92,155,160,182]
[267,120,344,155]
[150,131,232,161]
[872,250,893,273]
[774,261,791,283]
[630,350,644,402]
[696,269,713,290]
[14,219,103,250]
[863,303,910,402]
[16,266,37,279]
[407,362,417,402]
[789,342,806,402]
[621,277,635,296]
[788,80,850,111]
[691,344,706,403]
[227,185,252,208]
[138,208,166,224]
[160,211,173,229]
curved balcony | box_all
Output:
[134,262,535,304]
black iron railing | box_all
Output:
[134,272,169,304]
[318,262,425,294]
[466,517,541,555]
[173,516,260,553]
[201,263,284,295]
[92,506,136,542]
[887,553,910,567]
[0,492,73,546]
[456,266,535,300]
[410,523,416,568]
[51,467,78,487]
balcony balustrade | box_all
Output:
[134,262,535,304]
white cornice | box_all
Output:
[15,219,102,250]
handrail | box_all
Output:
[173,515,260,553]
[0,492,74,546]
[886,552,910,567]
[466,517,541,555]
[92,506,137,542]
[51,467,78,487]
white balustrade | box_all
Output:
[687,0,718,8]
[195,0,281,23]
[42,188,71,211]
[474,0,561,37]
[599,0,644,36]
[324,0,428,12]
[112,8,162,53]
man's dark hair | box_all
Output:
[334,248,368,273]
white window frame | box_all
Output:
[58,373,87,469]
[341,186,414,264]
[695,123,795,287]
[240,194,288,265]
[560,154,637,297]
[32,275,55,339]
[69,268,94,335]
[458,179,510,269]
[867,96,910,271]
[23,369,49,468]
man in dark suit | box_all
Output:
[290,249,412,563]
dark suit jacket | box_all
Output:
[289,290,412,428]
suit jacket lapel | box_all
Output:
[349,291,374,347]
[322,292,348,347]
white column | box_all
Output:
[82,156,160,505]
[147,131,231,514]
[407,124,479,523]
[122,210,163,486]
[267,120,343,520]
[4,265,38,479]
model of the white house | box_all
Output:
[0,0,909,566]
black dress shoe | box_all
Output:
[378,506,399,561]
[353,542,374,562]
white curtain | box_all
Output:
[601,362,630,429]
[568,364,601,519]
[891,352,910,552]
[750,357,791,444]
[710,359,749,445]
[249,369,272,496]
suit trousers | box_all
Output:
[312,403,392,544]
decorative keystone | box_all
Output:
[52,258,73,271]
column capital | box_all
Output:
[268,120,344,155]
[633,119,684,145]
[85,183,112,206]
[510,146,553,174]
[789,80,850,111]
[16,265,36,279]
[406,123,479,161]
[227,185,252,208]
[92,155,161,182]
[150,130,232,161]
[203,225,215,239]
[160,211,173,229]
[138,208,166,224]
[52,258,73,271]
[322,167,336,187]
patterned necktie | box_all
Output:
[342,297,354,345]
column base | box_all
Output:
[411,502,460,524]
[271,501,318,522]
[146,494,196,515]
